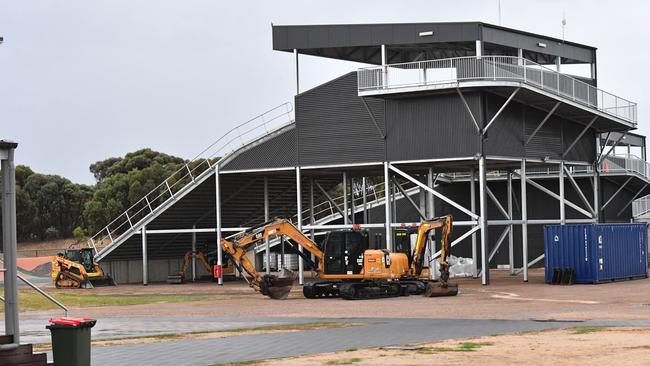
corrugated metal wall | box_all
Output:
[385,92,482,161]
[295,72,386,166]
[221,126,297,171]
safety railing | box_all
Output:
[0,268,68,316]
[632,194,650,218]
[89,102,294,253]
[357,56,637,125]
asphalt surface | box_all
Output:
[87,318,650,366]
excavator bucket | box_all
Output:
[423,282,459,297]
[259,270,296,300]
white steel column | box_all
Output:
[264,177,270,274]
[215,165,223,285]
[427,168,435,280]
[381,44,387,88]
[141,225,148,285]
[507,172,514,274]
[310,178,316,268]
[343,172,349,225]
[559,161,566,225]
[350,177,355,224]
[521,159,529,282]
[294,49,300,94]
[593,165,600,222]
[427,168,434,218]
[2,145,19,342]
[362,177,368,223]
[470,168,478,277]
[296,167,304,285]
[191,225,197,281]
[479,156,489,285]
[475,40,482,58]
[384,162,392,251]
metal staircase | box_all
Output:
[90,102,294,258]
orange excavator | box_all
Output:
[219,215,458,300]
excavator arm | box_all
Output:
[410,215,454,286]
[219,218,325,299]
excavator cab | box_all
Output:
[321,230,369,275]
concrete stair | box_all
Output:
[0,335,48,365]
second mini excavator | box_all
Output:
[219,215,458,300]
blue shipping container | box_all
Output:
[544,224,648,284]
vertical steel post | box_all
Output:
[384,162,392,251]
[2,145,19,342]
[362,177,368,224]
[141,226,148,285]
[343,172,349,225]
[427,168,434,218]
[350,177,355,224]
[294,49,299,94]
[296,167,304,285]
[427,168,436,280]
[264,177,270,274]
[559,161,566,225]
[310,178,316,267]
[479,156,489,285]
[191,225,197,281]
[470,168,478,277]
[593,164,600,222]
[507,172,514,274]
[381,44,387,88]
[392,179,397,223]
[521,159,529,282]
[215,165,223,285]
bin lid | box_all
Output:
[48,317,97,328]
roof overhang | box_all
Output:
[273,22,595,65]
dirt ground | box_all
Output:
[258,327,650,366]
[42,268,650,322]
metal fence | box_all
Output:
[88,102,294,253]
[358,55,637,125]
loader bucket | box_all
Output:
[88,275,117,287]
[423,282,458,297]
[259,270,296,300]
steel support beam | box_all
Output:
[486,185,509,219]
[215,165,223,285]
[488,226,510,263]
[479,156,489,285]
[296,167,304,285]
[593,165,600,222]
[456,88,481,132]
[525,102,561,146]
[350,177,355,224]
[521,159,529,282]
[430,225,481,260]
[264,177,270,274]
[513,173,593,218]
[140,224,148,285]
[617,184,648,217]
[470,168,478,277]
[2,145,19,343]
[362,177,368,223]
[384,162,392,251]
[558,161,566,225]
[294,49,299,94]
[563,116,597,158]
[563,165,595,215]
[315,180,350,221]
[191,225,196,281]
[483,88,520,133]
[389,164,479,219]
[392,177,427,220]
[343,172,349,225]
[515,254,545,275]
[427,168,435,219]
[599,131,627,163]
[507,172,514,274]
[601,176,633,211]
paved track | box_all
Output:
[89,318,650,366]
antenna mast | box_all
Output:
[498,0,502,25]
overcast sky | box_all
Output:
[1,0,647,184]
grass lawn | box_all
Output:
[0,289,231,311]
